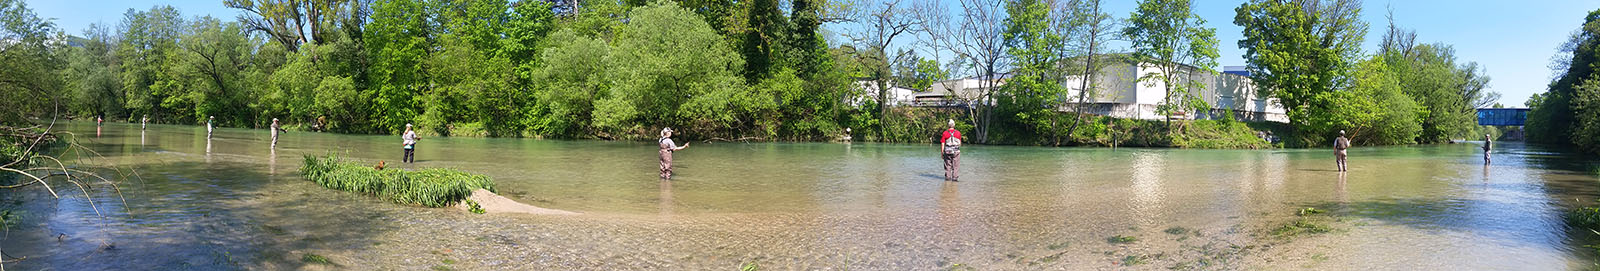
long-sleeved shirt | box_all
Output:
[402,131,418,146]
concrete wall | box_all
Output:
[1059,60,1287,123]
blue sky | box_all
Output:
[24,0,1599,106]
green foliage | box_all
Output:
[301,253,332,265]
[466,199,485,214]
[1529,9,1600,146]
[300,155,495,208]
[1234,0,1367,128]
[999,0,1075,145]
[1126,0,1219,118]
[1382,44,1491,143]
[1107,235,1138,244]
[599,0,762,139]
[1300,56,1421,146]
[0,0,63,124]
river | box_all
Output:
[2,121,1598,270]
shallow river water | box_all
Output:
[4,122,1600,270]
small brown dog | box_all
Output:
[375,160,386,170]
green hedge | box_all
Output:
[300,155,495,207]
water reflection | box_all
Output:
[1129,151,1165,228]
[658,180,673,216]
[268,148,277,175]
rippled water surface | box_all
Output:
[4,122,1600,270]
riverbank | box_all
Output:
[264,111,1282,149]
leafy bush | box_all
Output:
[300,155,494,207]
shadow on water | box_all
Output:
[1,141,402,270]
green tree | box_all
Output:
[1000,0,1072,145]
[363,0,433,133]
[62,24,124,120]
[0,0,64,124]
[118,6,188,122]
[1234,0,1367,140]
[1303,56,1420,146]
[1381,43,1492,143]
[1125,0,1217,123]
[177,16,257,125]
[529,29,610,138]
[598,0,757,138]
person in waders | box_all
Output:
[207,116,215,138]
[402,124,419,163]
[941,119,963,181]
[1483,134,1493,165]
[141,115,148,130]
[659,128,689,179]
[1333,130,1351,172]
[270,118,285,149]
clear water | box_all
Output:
[3,122,1599,270]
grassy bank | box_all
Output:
[988,115,1278,149]
[300,155,495,207]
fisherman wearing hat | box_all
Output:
[658,127,689,179]
[207,116,215,138]
[1482,134,1493,165]
[270,118,285,148]
[1333,130,1351,172]
[402,124,420,163]
[941,119,963,181]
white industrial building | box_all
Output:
[891,61,1287,123]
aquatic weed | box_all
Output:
[301,155,495,207]
[301,253,332,265]
[740,261,760,271]
[1107,235,1138,244]
[1164,226,1191,235]
[1120,254,1149,266]
[466,200,485,214]
[1271,218,1332,237]
[1297,207,1326,216]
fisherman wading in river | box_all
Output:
[402,124,420,163]
[659,128,689,179]
[207,116,215,139]
[1483,134,1493,165]
[270,118,285,148]
[941,119,962,181]
[1334,130,1351,172]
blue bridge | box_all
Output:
[1476,108,1529,126]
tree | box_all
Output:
[63,24,124,120]
[0,0,64,124]
[1234,0,1367,140]
[1064,0,1117,144]
[1302,56,1419,146]
[1001,0,1073,145]
[844,0,926,140]
[529,29,610,138]
[178,17,257,125]
[1125,0,1218,123]
[224,0,368,52]
[599,0,760,139]
[921,0,1008,144]
[363,0,432,133]
[117,6,187,122]
[1381,43,1493,143]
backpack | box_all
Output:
[943,134,961,154]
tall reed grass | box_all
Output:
[301,155,494,207]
